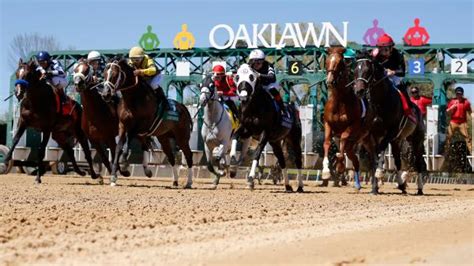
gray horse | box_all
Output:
[200,76,248,189]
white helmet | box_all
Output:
[249,49,265,60]
[87,50,101,61]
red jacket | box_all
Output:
[214,75,237,97]
[410,96,432,116]
[448,98,472,124]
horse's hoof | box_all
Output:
[319,179,329,187]
[76,170,86,176]
[144,169,153,178]
[35,179,42,185]
[397,183,407,194]
[183,183,193,189]
[172,181,179,188]
[110,182,116,187]
[97,176,104,185]
[416,189,424,196]
[341,179,348,186]
[332,182,340,187]
[229,171,236,178]
[355,184,362,191]
[285,185,293,193]
[210,184,217,190]
[370,188,379,195]
[246,182,254,191]
[296,186,304,193]
[120,170,131,177]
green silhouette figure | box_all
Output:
[139,25,160,51]
[173,24,195,50]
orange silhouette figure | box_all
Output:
[404,18,430,46]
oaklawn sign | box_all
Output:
[209,22,349,50]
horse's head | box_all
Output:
[235,63,258,104]
[353,51,374,98]
[199,76,218,107]
[102,58,134,101]
[325,47,346,86]
[73,59,91,92]
[15,59,40,101]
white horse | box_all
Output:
[200,76,247,189]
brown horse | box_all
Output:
[3,59,101,184]
[102,59,194,187]
[73,60,131,177]
[321,47,376,190]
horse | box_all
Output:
[3,59,101,184]
[353,52,427,195]
[72,60,132,178]
[229,64,304,192]
[102,59,194,187]
[321,47,376,190]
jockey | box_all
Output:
[211,64,239,118]
[87,50,105,83]
[372,34,413,120]
[36,51,69,112]
[248,49,287,116]
[128,46,168,109]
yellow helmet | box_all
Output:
[129,46,144,58]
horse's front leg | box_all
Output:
[110,125,127,186]
[77,130,102,183]
[34,130,51,184]
[247,133,268,190]
[229,126,243,178]
[321,121,332,186]
[2,122,27,173]
[345,140,362,191]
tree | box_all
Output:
[9,33,61,70]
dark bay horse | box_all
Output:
[322,47,376,190]
[73,60,131,177]
[353,52,427,195]
[3,59,101,184]
[102,59,194,187]
[230,64,303,192]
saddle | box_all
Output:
[138,99,180,137]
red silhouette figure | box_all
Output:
[404,18,430,46]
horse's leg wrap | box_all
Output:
[322,157,331,180]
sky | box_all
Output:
[0,0,473,113]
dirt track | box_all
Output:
[0,173,473,265]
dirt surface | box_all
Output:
[0,173,473,265]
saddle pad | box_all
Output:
[162,99,180,122]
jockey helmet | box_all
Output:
[87,51,101,61]
[129,46,145,59]
[377,34,394,47]
[36,51,51,62]
[249,49,265,60]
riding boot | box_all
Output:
[397,80,414,117]
[153,86,169,111]
[53,86,68,115]
[276,98,288,118]
[225,100,240,121]
[270,88,288,118]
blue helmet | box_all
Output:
[36,51,51,62]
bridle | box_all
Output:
[104,62,139,93]
[201,83,226,131]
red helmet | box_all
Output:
[377,34,394,47]
[212,65,225,74]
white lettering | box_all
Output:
[209,24,234,50]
